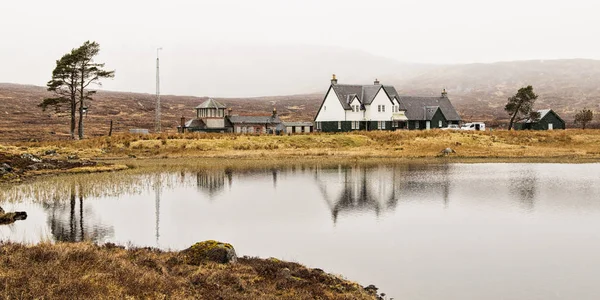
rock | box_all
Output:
[181,240,237,265]
[0,211,27,225]
[44,149,57,156]
[0,163,12,175]
[440,148,457,156]
[21,153,42,163]
[67,155,79,160]
[128,154,137,158]
[277,268,292,279]
[27,163,57,170]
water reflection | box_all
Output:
[44,184,113,242]
[3,163,600,300]
[510,169,537,211]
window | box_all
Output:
[382,121,386,129]
[351,121,359,130]
[393,121,398,128]
[382,105,385,112]
[338,121,341,130]
[324,106,326,111]
[439,120,443,128]
[377,105,381,112]
[415,121,420,129]
[315,122,321,130]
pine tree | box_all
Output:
[73,41,115,139]
[39,51,80,139]
[505,86,538,130]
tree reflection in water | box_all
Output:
[45,183,113,242]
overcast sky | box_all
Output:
[2,0,599,96]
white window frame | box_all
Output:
[377,105,381,112]
[382,121,386,129]
[415,121,420,129]
[338,121,341,130]
[439,120,443,127]
[382,105,386,112]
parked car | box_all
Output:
[460,122,486,131]
[441,124,460,130]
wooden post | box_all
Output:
[180,116,186,133]
[108,120,113,136]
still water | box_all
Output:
[2,163,600,299]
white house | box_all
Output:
[314,75,461,131]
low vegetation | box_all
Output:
[0,242,376,299]
[3,129,600,161]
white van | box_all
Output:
[460,122,486,131]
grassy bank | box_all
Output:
[0,242,376,299]
[3,129,600,161]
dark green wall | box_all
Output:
[516,111,565,130]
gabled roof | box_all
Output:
[424,106,441,120]
[228,115,282,124]
[330,84,363,110]
[330,84,400,110]
[195,98,227,109]
[399,96,461,121]
[523,109,563,123]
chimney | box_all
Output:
[374,78,380,85]
[441,88,448,98]
[228,108,232,116]
[180,116,186,133]
[272,107,277,117]
[331,74,338,85]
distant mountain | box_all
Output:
[1,58,599,141]
[394,59,600,123]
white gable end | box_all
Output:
[315,86,346,122]
[367,88,393,121]
[345,97,364,121]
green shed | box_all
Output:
[515,109,565,130]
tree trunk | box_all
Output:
[108,120,113,136]
[70,100,76,139]
[78,64,85,140]
[507,102,523,131]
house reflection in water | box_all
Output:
[195,170,233,198]
[315,164,453,223]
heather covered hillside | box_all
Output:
[1,59,600,141]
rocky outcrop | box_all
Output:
[181,240,237,265]
[0,206,27,225]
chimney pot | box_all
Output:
[441,88,448,98]
[331,74,338,85]
[374,78,380,85]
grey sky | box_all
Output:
[2,0,599,96]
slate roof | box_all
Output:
[184,118,206,128]
[424,106,441,120]
[228,115,282,124]
[523,109,561,123]
[195,98,227,109]
[330,84,363,109]
[330,84,409,110]
[398,96,462,121]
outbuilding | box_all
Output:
[515,109,565,130]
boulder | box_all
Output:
[0,210,27,225]
[21,153,42,163]
[440,148,457,156]
[27,163,57,170]
[44,149,57,156]
[0,163,12,175]
[181,240,237,265]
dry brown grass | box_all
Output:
[0,242,375,299]
[5,129,600,162]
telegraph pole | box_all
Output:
[155,47,163,132]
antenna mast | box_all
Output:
[155,47,163,132]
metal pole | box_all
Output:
[155,47,162,133]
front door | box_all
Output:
[548,123,554,130]
[426,121,431,130]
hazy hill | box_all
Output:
[1,58,600,141]
[396,59,600,123]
